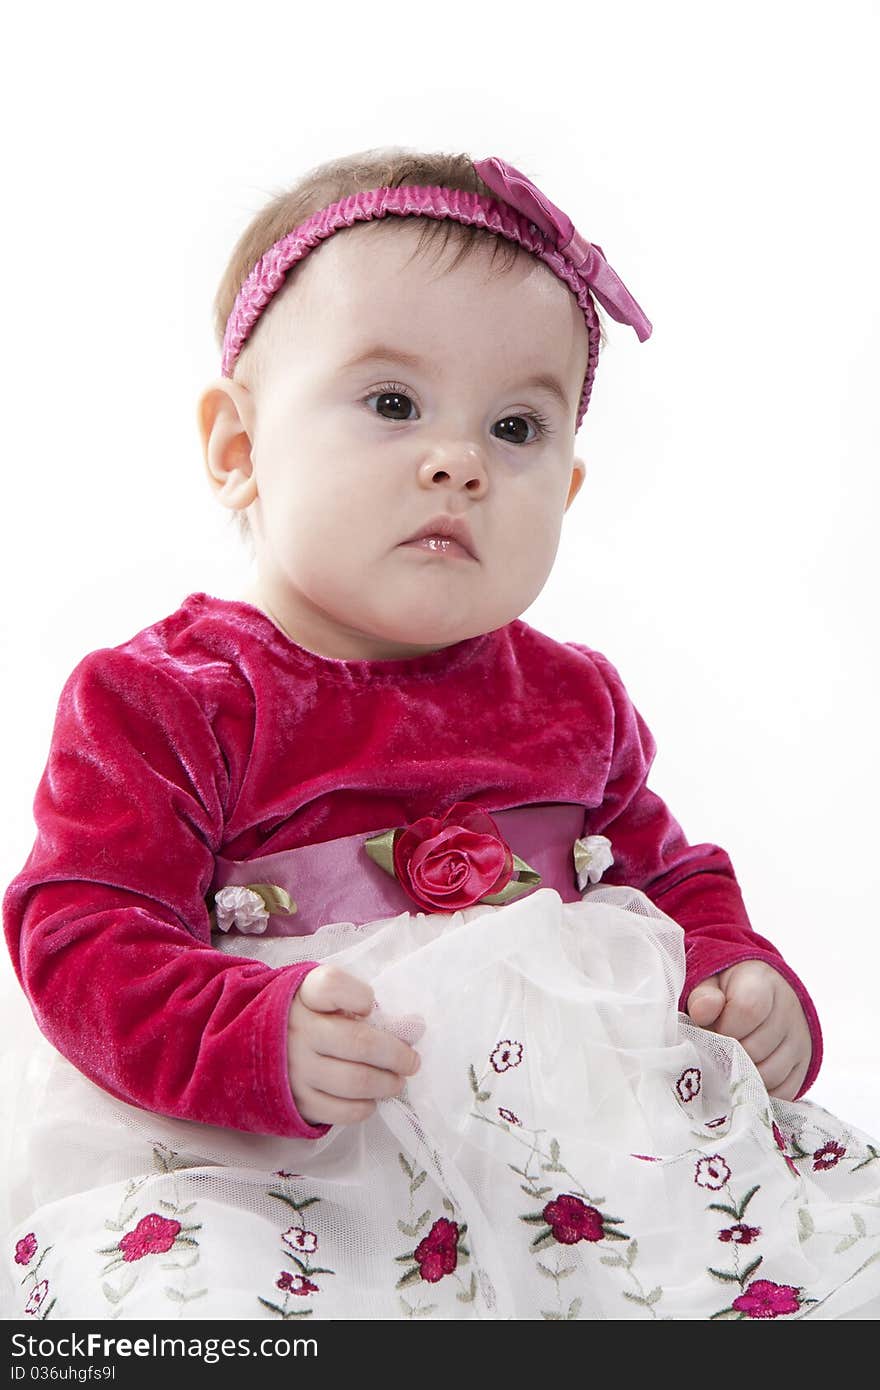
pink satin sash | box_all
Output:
[210,802,587,936]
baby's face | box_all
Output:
[200,219,588,660]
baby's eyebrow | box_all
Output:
[338,344,571,412]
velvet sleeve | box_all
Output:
[568,643,823,1099]
[1,648,330,1140]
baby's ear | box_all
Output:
[197,378,258,511]
[565,456,586,511]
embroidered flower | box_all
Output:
[573,834,614,889]
[413,1218,459,1283]
[694,1155,731,1190]
[719,1223,762,1244]
[25,1280,49,1316]
[676,1067,702,1102]
[118,1213,181,1262]
[543,1194,605,1245]
[14,1233,37,1266]
[214,885,271,935]
[282,1225,318,1254]
[490,1040,523,1073]
[812,1140,846,1171]
[498,1107,522,1126]
[705,1115,728,1129]
[631,1154,661,1162]
[732,1278,802,1319]
[277,1271,319,1296]
[772,1122,800,1177]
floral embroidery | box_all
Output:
[731,1278,803,1318]
[572,834,614,889]
[631,1154,661,1162]
[695,1156,732,1190]
[276,1271,320,1296]
[25,1280,49,1316]
[498,1107,521,1126]
[14,1230,56,1319]
[364,801,540,911]
[772,1122,800,1177]
[813,1141,846,1171]
[393,1153,474,1314]
[413,1218,460,1283]
[15,1233,38,1266]
[676,1068,701,1103]
[118,1213,181,1262]
[282,1225,319,1255]
[490,1040,523,1073]
[718,1224,762,1244]
[259,1188,334,1319]
[97,1145,205,1314]
[706,1115,728,1129]
[542,1194,605,1245]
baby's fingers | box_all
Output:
[312,1011,421,1080]
[713,965,775,1040]
[299,963,374,1018]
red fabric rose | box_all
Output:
[14,1233,38,1266]
[393,801,514,911]
[543,1194,605,1244]
[118,1213,181,1262]
[732,1278,802,1318]
[414,1217,460,1282]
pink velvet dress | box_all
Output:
[2,593,878,1321]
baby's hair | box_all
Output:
[212,147,607,545]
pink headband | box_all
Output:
[221,155,652,430]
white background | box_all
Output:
[1,1,878,1133]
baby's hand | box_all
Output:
[287,965,421,1127]
[686,960,812,1102]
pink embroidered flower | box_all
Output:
[812,1140,846,1171]
[14,1233,37,1266]
[392,802,515,911]
[719,1223,762,1244]
[498,1107,522,1125]
[631,1154,661,1162]
[772,1122,800,1176]
[490,1040,523,1073]
[413,1218,459,1283]
[277,1271,319,1296]
[676,1067,702,1102]
[118,1213,181,1262]
[543,1194,605,1245]
[706,1115,728,1129]
[732,1278,802,1319]
[282,1225,318,1254]
[25,1279,49,1316]
[694,1155,731,1190]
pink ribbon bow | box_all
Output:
[473,156,652,342]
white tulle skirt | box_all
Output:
[3,885,879,1321]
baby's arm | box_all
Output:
[3,647,334,1139]
[569,644,823,1100]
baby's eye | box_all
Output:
[361,382,552,444]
